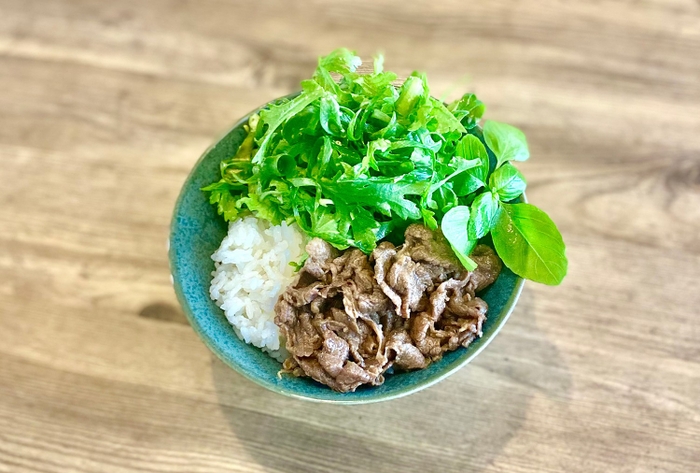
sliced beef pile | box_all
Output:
[275,240,390,392]
[274,224,501,393]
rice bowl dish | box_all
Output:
[190,48,567,393]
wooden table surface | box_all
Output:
[2,1,699,472]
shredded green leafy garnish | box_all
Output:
[203,48,567,285]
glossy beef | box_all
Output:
[274,225,502,393]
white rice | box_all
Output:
[209,216,305,361]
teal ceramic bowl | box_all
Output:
[169,100,524,404]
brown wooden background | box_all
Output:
[1,1,699,472]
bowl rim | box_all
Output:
[169,101,525,405]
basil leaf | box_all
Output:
[492,203,568,285]
[468,191,500,240]
[489,163,527,201]
[430,155,479,195]
[441,206,477,270]
[483,120,529,168]
[452,134,490,196]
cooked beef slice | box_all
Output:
[385,330,428,370]
[274,227,502,393]
[402,224,462,272]
[385,254,433,318]
[372,242,403,310]
[275,239,387,393]
[468,244,502,292]
[304,237,337,282]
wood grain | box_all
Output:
[1,0,699,472]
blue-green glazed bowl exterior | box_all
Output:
[169,101,524,404]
